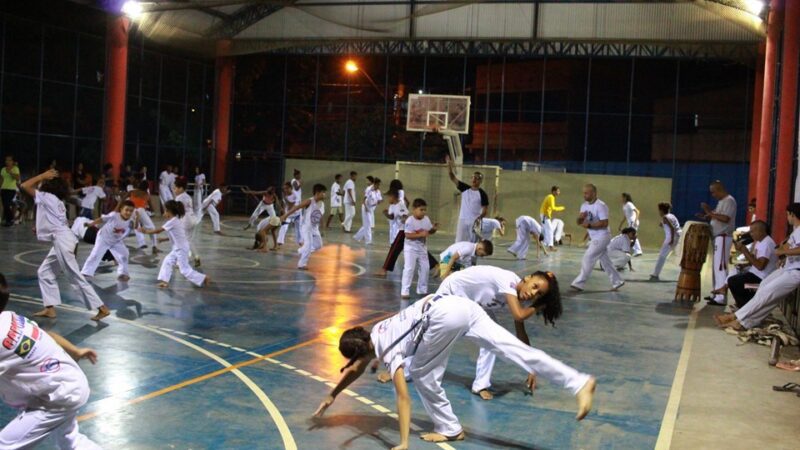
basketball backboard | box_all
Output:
[406,94,471,134]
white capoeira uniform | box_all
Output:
[0,312,101,449]
[551,218,565,243]
[248,197,272,227]
[132,199,157,249]
[710,195,737,304]
[454,181,488,243]
[622,201,643,256]
[80,212,133,278]
[297,197,325,268]
[193,173,206,215]
[256,203,280,233]
[735,227,800,328]
[479,218,502,241]
[342,179,357,232]
[34,191,104,311]
[508,216,543,260]
[387,202,409,244]
[157,217,206,287]
[439,242,477,276]
[401,215,434,296]
[278,191,303,245]
[175,192,200,260]
[606,234,632,270]
[372,294,591,437]
[652,213,681,278]
[354,188,381,245]
[158,170,173,208]
[198,189,223,232]
[571,199,624,290]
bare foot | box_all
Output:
[203,276,212,287]
[726,320,745,331]
[33,307,56,319]
[375,269,388,277]
[576,377,596,420]
[474,389,493,400]
[157,281,169,288]
[420,431,465,443]
[377,372,392,383]
[713,313,735,327]
[91,306,110,322]
[118,274,130,282]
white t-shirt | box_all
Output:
[343,180,356,206]
[622,201,639,227]
[439,241,477,263]
[749,236,778,280]
[159,171,170,186]
[397,189,405,203]
[435,266,520,311]
[580,199,611,240]
[785,227,800,270]
[0,311,89,410]
[97,212,132,243]
[608,234,632,253]
[711,195,737,236]
[71,217,91,240]
[291,178,302,200]
[371,299,430,376]
[662,213,681,242]
[403,216,433,251]
[203,189,222,208]
[301,198,325,234]
[480,218,502,240]
[194,174,206,194]
[517,216,543,236]
[456,181,488,222]
[175,192,195,220]
[285,191,301,218]
[80,186,106,210]
[330,182,342,207]
[34,191,69,242]
[388,202,408,229]
[163,216,189,251]
[167,173,177,188]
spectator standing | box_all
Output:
[1,156,20,227]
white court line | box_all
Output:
[654,305,699,450]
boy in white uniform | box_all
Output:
[401,198,438,299]
[342,171,358,232]
[81,200,135,281]
[158,165,173,213]
[698,181,737,305]
[278,182,303,246]
[479,216,506,241]
[78,178,106,219]
[606,228,637,271]
[354,179,382,245]
[193,167,206,215]
[508,215,546,260]
[438,241,493,279]
[619,193,643,256]
[326,174,344,230]
[314,294,596,448]
[280,184,327,270]
[382,191,408,244]
[20,170,110,322]
[571,184,625,291]
[173,179,201,267]
[198,185,229,234]
[651,202,681,280]
[0,274,102,450]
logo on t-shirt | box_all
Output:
[39,358,61,373]
[4,315,40,359]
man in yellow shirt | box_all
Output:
[539,185,565,251]
[1,156,20,227]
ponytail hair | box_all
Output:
[530,271,562,327]
[339,327,371,372]
[164,200,185,218]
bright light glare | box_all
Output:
[122,1,143,19]
[345,60,359,73]
[743,0,764,16]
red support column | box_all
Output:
[747,45,764,216]
[103,16,130,181]
[755,0,784,222]
[213,41,234,187]
[772,0,800,242]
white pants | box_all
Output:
[38,232,104,310]
[158,186,172,209]
[471,310,498,393]
[134,208,157,248]
[193,190,203,215]
[343,204,356,232]
[0,409,101,450]
[652,238,677,277]
[571,235,624,289]
[627,220,643,256]
[735,268,800,329]
[508,220,535,260]
[278,215,302,245]
[541,215,554,247]
[248,202,269,226]
[401,245,430,296]
[184,217,200,261]
[712,235,733,302]
[409,296,591,436]
[455,217,476,243]
[353,207,374,244]
[389,222,400,244]
[552,219,565,242]
[199,203,221,232]
[81,239,129,277]
[608,249,631,270]
[158,247,206,286]
[298,229,322,268]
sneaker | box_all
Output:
[570,284,584,291]
[611,281,625,291]
[649,275,659,281]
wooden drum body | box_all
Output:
[675,222,712,302]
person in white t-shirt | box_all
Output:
[354,179,382,245]
[479,216,506,241]
[508,216,546,260]
[174,179,201,268]
[19,170,110,322]
[158,165,174,214]
[313,294,596,448]
[571,184,625,291]
[326,174,344,230]
[198,185,230,235]
[401,198,438,298]
[80,200,135,281]
[0,274,102,449]
[341,171,358,232]
[138,200,209,288]
[715,203,800,330]
[78,178,107,219]
[253,188,282,252]
[278,182,303,247]
[382,190,408,245]
[447,160,489,243]
[280,184,327,270]
[438,241,493,279]
[718,221,778,308]
[606,228,637,272]
[697,181,737,305]
[290,169,302,201]
[193,167,206,215]
[651,202,681,280]
[618,193,643,257]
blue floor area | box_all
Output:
[0,217,692,449]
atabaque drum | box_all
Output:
[675,222,712,302]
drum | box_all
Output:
[675,222,712,301]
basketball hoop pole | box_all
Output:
[440,129,463,180]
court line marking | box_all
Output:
[654,305,699,450]
[8,294,297,450]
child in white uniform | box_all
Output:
[81,200,135,281]
[129,181,159,254]
[158,165,174,213]
[354,179,382,245]
[174,179,201,267]
[508,215,546,260]
[78,179,106,219]
[401,198,438,298]
[19,170,110,322]
[198,185,229,234]
[280,184,327,269]
[139,200,209,288]
[0,274,101,449]
[619,193,643,256]
[607,228,636,271]
[382,191,408,244]
[193,167,206,215]
[314,294,596,448]
[278,182,303,246]
[651,202,681,280]
[571,184,625,291]
[480,216,506,241]
[438,240,493,279]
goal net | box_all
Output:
[395,161,501,236]
[520,162,567,173]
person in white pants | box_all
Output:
[434,266,563,399]
[651,202,681,280]
[313,294,596,448]
[281,184,327,269]
[479,216,505,241]
[193,167,206,215]
[551,218,566,244]
[19,170,110,322]
[0,276,102,450]
[354,179,382,245]
[342,171,358,232]
[129,181,159,254]
[401,198,438,298]
[715,203,800,330]
[383,191,408,244]
[607,228,636,271]
[447,159,488,243]
[277,182,303,246]
[571,184,625,291]
[540,185,566,251]
[158,165,174,214]
[198,185,229,234]
[174,179,202,267]
[698,181,736,305]
[139,200,209,288]
[619,193,643,257]
[508,215,545,260]
[243,187,276,230]
[81,201,135,281]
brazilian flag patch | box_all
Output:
[15,337,36,358]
